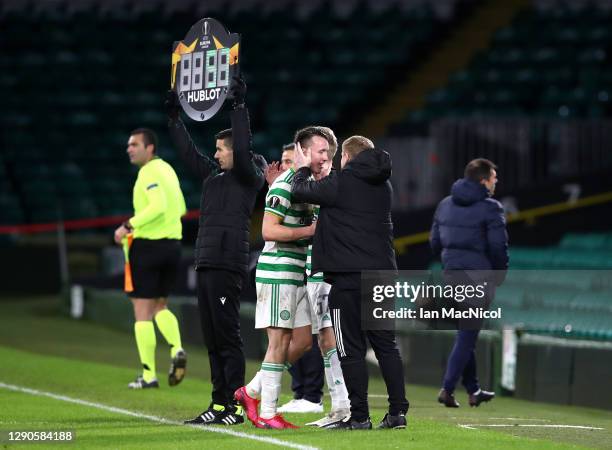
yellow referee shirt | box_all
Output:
[130,157,186,240]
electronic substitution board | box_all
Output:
[171,18,240,121]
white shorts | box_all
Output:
[255,283,312,329]
[306,281,333,334]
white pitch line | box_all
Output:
[487,418,551,422]
[459,424,604,431]
[451,417,551,422]
[0,382,318,450]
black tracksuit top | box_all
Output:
[169,107,266,274]
[291,148,397,275]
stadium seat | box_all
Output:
[390,2,612,133]
[1,1,446,225]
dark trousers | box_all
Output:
[328,273,409,422]
[443,330,480,394]
[289,335,324,404]
[197,268,245,407]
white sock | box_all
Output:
[323,354,336,405]
[326,348,350,411]
[260,363,284,419]
[246,370,262,399]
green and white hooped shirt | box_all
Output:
[255,168,313,286]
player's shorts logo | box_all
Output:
[280,310,291,321]
[171,17,241,121]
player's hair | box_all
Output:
[130,128,158,153]
[294,126,337,158]
[282,143,295,151]
[215,129,233,148]
[318,126,338,159]
[342,135,374,158]
[464,158,497,182]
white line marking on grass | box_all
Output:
[487,418,551,422]
[0,382,318,450]
[452,417,551,421]
[459,424,604,431]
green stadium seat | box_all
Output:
[524,286,578,309]
[391,3,612,133]
[569,292,612,313]
[559,233,611,250]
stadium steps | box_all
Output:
[355,0,530,138]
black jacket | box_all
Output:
[169,107,266,274]
[430,178,509,272]
[291,148,397,275]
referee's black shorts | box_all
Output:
[128,238,181,299]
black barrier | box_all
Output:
[398,331,498,393]
[515,337,612,410]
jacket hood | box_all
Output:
[451,178,488,206]
[346,148,392,184]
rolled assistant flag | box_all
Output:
[122,233,134,293]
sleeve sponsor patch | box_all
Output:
[146,183,159,190]
[267,196,281,209]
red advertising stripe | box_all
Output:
[0,210,200,235]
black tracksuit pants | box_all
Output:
[328,273,409,422]
[197,268,245,407]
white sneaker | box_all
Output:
[277,399,300,412]
[306,408,351,427]
[277,398,323,413]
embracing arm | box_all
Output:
[262,212,315,242]
[291,168,339,206]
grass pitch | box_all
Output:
[0,297,610,449]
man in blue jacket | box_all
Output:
[430,158,508,408]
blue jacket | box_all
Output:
[430,178,509,271]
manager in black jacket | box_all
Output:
[291,135,408,430]
[165,78,266,425]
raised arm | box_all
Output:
[230,106,261,185]
[165,90,218,179]
[228,76,264,187]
